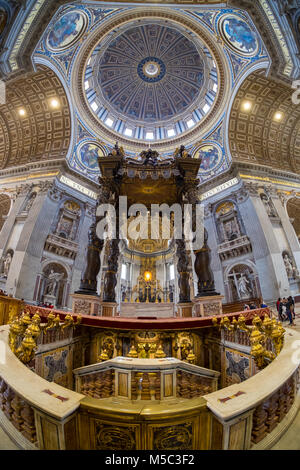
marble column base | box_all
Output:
[71,293,101,316]
[176,302,193,318]
[192,295,224,317]
[101,301,118,317]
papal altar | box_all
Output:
[120,302,175,318]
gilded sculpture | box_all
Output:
[214,313,285,370]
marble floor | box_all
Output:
[0,426,19,450]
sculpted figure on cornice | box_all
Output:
[107,141,125,159]
[233,187,249,204]
[48,185,63,203]
[16,183,33,198]
[37,180,54,194]
[174,145,192,159]
[243,181,260,197]
[264,185,279,199]
[277,190,289,206]
[139,148,159,166]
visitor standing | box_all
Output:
[286,297,295,326]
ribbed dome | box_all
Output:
[97,24,204,122]
[83,18,219,143]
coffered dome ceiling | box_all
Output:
[4,2,300,183]
[95,24,205,122]
[83,18,220,144]
[0,65,71,170]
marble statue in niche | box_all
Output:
[2,251,12,277]
[237,273,251,299]
[45,269,63,296]
[283,252,299,279]
[24,193,36,212]
[227,265,257,302]
[260,193,277,217]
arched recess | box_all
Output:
[214,199,246,245]
[228,70,300,173]
[0,64,71,169]
[224,261,261,303]
[35,259,72,309]
[0,193,11,231]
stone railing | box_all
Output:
[73,357,220,401]
[0,326,84,450]
[204,328,300,450]
[44,234,78,260]
[217,235,252,261]
[0,301,299,450]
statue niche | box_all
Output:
[54,200,81,240]
[215,201,243,243]
[1,249,13,278]
[282,251,299,280]
[41,263,68,308]
[226,264,259,302]
[260,193,277,218]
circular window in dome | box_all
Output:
[193,144,222,173]
[219,15,259,56]
[47,10,88,51]
[77,141,104,171]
